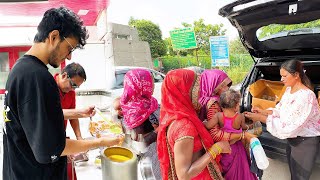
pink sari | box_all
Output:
[120,69,158,130]
[199,69,232,111]
[199,70,233,142]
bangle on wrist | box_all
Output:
[213,144,222,154]
[239,132,245,140]
[207,151,216,160]
[208,147,217,159]
[245,124,249,131]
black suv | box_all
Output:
[219,0,320,165]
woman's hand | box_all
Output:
[251,106,262,113]
[244,112,263,122]
[214,141,231,154]
[251,106,273,116]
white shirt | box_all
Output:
[266,87,320,139]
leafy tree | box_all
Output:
[164,37,175,56]
[128,17,167,58]
[182,19,227,55]
[229,37,248,55]
[259,19,320,39]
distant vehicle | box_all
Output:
[110,66,165,103]
[184,66,205,74]
[219,0,320,165]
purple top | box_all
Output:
[221,112,242,134]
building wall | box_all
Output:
[105,23,152,68]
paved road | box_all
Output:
[263,158,320,180]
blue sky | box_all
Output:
[107,0,238,40]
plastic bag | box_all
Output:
[88,109,124,138]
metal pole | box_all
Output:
[177,50,181,68]
[195,48,199,66]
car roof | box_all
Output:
[219,0,320,58]
[184,66,205,74]
[115,66,165,76]
[115,66,151,70]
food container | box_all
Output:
[101,147,138,180]
[88,109,124,138]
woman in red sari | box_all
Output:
[157,69,231,180]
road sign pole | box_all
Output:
[195,48,199,66]
[177,50,181,68]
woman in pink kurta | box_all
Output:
[245,59,320,180]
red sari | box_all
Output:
[157,69,223,180]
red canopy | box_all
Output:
[0,0,109,27]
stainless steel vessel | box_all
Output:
[101,147,138,180]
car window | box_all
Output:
[114,72,126,88]
[257,19,320,41]
[151,71,164,83]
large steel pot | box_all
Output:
[101,147,138,180]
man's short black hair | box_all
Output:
[62,62,86,81]
[34,7,88,48]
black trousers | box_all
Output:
[286,136,320,180]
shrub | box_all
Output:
[160,54,253,84]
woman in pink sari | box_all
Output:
[120,69,159,145]
[198,69,232,122]
[198,69,257,179]
[197,70,255,141]
[120,69,162,179]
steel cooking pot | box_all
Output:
[101,147,138,180]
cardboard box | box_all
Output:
[249,79,286,110]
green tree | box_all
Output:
[229,37,248,55]
[182,19,226,55]
[164,37,175,56]
[128,17,167,58]
[259,19,320,39]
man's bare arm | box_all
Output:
[63,105,95,119]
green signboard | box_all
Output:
[153,59,159,67]
[170,27,197,50]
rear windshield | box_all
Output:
[115,73,125,88]
[257,19,320,41]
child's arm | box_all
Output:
[240,113,250,131]
[203,113,220,129]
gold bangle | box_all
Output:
[238,132,243,141]
[208,150,215,159]
[208,147,217,159]
[207,151,216,161]
[213,144,222,154]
